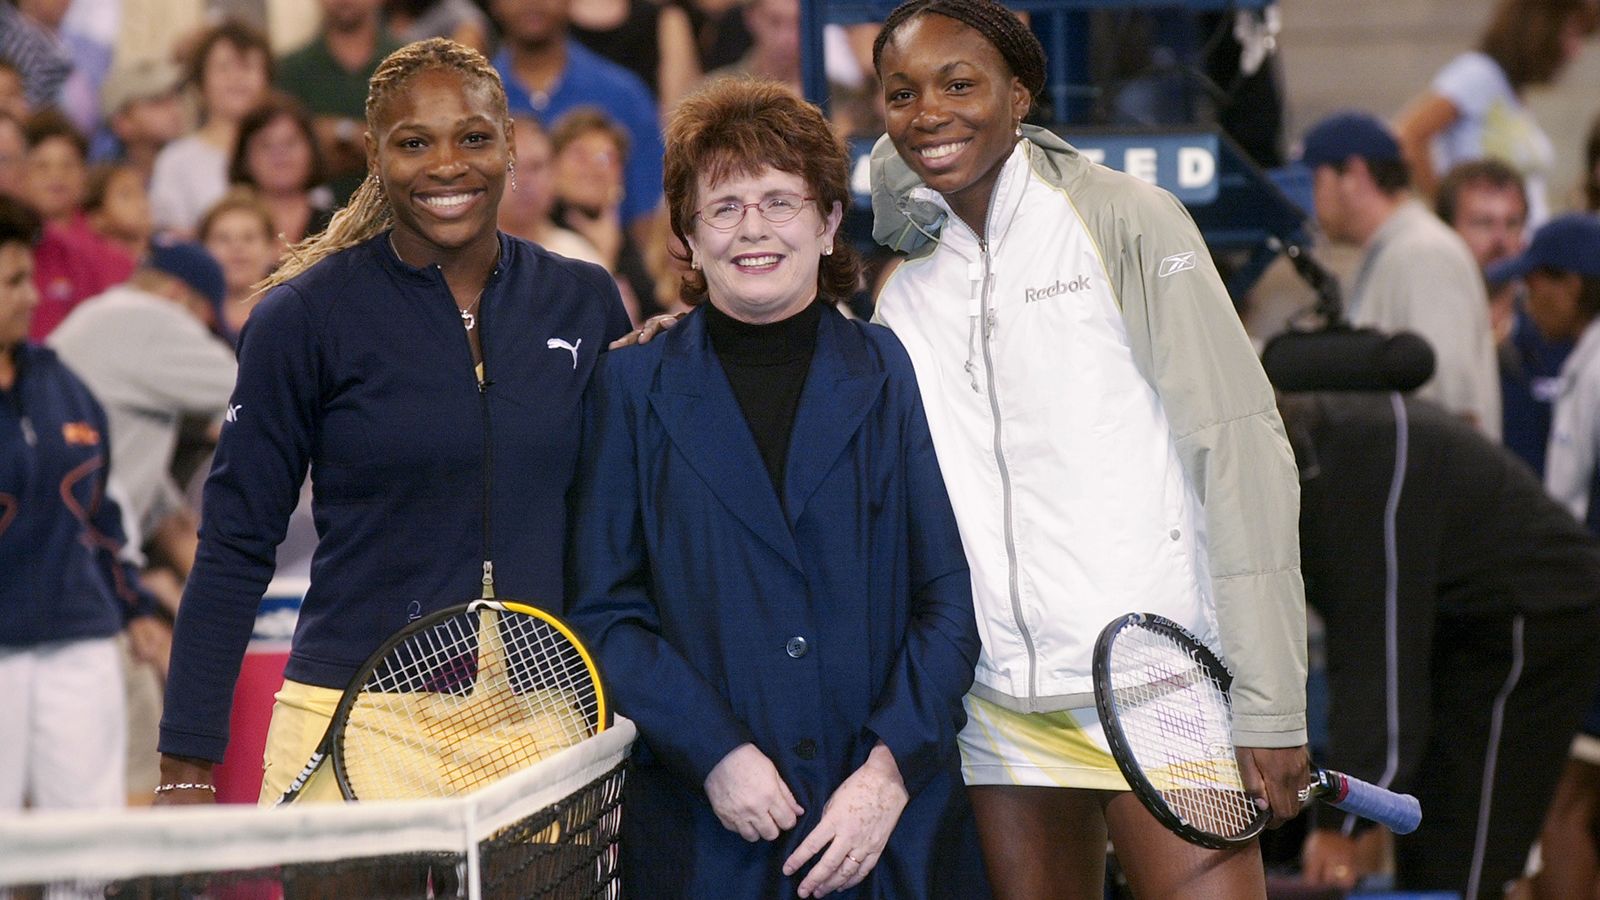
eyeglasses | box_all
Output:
[694,193,815,231]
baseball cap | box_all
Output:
[147,240,226,310]
[100,59,183,120]
[1298,111,1403,169]
[1485,213,1600,284]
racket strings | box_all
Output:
[340,609,601,800]
[1109,628,1260,840]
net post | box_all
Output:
[465,803,483,900]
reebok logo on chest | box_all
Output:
[1024,275,1091,303]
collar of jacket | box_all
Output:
[373,229,512,285]
[869,124,1089,255]
[647,304,887,573]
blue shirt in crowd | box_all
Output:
[493,40,665,229]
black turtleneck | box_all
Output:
[704,299,821,500]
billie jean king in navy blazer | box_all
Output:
[565,306,987,898]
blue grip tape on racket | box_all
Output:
[1303,767,1422,834]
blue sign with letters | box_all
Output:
[1064,132,1222,205]
[846,131,1224,208]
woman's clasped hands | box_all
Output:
[704,741,909,897]
[785,742,908,898]
[705,743,805,842]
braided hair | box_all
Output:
[871,0,1047,103]
[265,38,510,289]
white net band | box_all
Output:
[0,716,634,887]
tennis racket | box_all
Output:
[277,599,607,805]
[1092,612,1421,849]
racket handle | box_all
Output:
[1310,767,1422,835]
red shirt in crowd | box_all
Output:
[29,213,136,340]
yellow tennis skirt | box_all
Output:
[258,679,345,806]
[958,693,1130,791]
[259,676,583,806]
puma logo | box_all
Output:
[224,403,243,423]
[547,337,581,370]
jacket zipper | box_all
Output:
[445,264,499,601]
[977,225,1038,705]
[478,269,497,600]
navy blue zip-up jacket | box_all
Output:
[159,232,630,762]
[2,343,158,646]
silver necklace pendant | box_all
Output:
[461,308,476,331]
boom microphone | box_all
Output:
[1262,327,1435,393]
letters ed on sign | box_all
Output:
[1065,132,1221,205]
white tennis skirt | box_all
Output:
[958,693,1130,791]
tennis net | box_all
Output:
[0,716,634,900]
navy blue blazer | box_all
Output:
[565,305,988,899]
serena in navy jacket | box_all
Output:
[1,343,158,646]
[159,232,630,762]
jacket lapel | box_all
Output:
[647,311,804,572]
[783,308,886,525]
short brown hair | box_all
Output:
[187,20,273,96]
[662,77,860,306]
[229,93,328,191]
[24,108,87,158]
[548,106,630,161]
[1435,158,1527,224]
[198,187,275,244]
[1479,0,1596,89]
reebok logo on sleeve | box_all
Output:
[1159,251,1197,278]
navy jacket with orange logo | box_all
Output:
[1,342,158,646]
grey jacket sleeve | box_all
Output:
[1096,178,1308,747]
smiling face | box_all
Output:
[369,67,512,266]
[687,166,840,324]
[877,13,1031,231]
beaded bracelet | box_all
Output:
[153,782,216,794]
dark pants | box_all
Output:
[1387,609,1600,898]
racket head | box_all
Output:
[1092,612,1269,850]
[327,599,607,801]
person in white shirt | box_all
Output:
[1300,111,1502,440]
[1395,0,1595,227]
